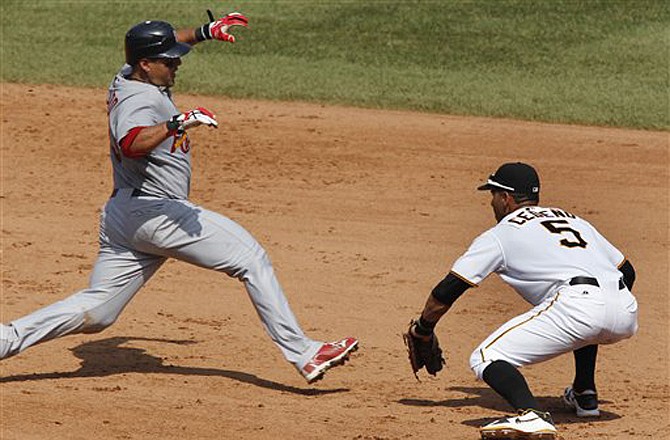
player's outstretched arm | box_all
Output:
[402,272,472,379]
[176,12,248,46]
[420,272,472,323]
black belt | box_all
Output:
[569,276,626,290]
[569,276,599,287]
[110,188,153,198]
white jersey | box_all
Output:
[452,206,625,305]
[107,64,191,199]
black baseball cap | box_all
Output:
[477,162,540,200]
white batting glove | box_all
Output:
[167,107,218,135]
[203,12,249,43]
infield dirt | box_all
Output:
[1,83,668,439]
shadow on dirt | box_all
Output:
[397,386,621,426]
[0,336,349,396]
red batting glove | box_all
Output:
[209,12,249,43]
[167,107,218,135]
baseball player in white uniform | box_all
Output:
[407,162,638,439]
[0,15,357,383]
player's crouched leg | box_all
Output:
[604,289,639,344]
[470,348,494,381]
[469,345,521,381]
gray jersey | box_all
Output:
[107,64,191,199]
[2,24,356,383]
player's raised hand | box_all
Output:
[167,107,218,135]
[208,12,249,43]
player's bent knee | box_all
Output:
[78,312,118,334]
[610,320,638,344]
[469,349,492,380]
[236,249,273,280]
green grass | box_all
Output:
[1,0,668,129]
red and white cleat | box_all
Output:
[301,337,359,383]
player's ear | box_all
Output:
[502,191,516,206]
[136,58,152,74]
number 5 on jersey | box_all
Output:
[541,220,588,248]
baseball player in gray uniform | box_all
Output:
[0,15,357,383]
[407,163,638,439]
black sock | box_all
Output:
[572,344,598,392]
[482,360,539,411]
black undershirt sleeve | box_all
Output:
[618,259,636,290]
[431,272,472,307]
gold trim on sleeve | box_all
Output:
[450,270,478,288]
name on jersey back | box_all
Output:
[507,207,576,226]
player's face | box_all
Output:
[145,57,182,87]
[490,191,510,222]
